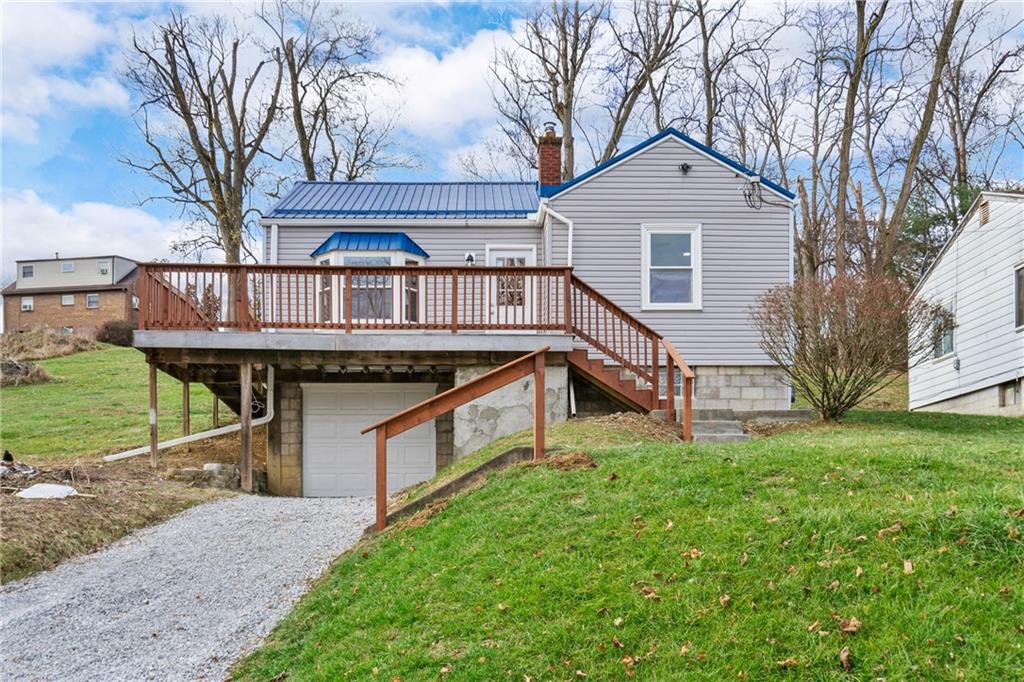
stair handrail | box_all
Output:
[661,338,694,441]
[362,346,550,531]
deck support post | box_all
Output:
[240,362,253,492]
[666,350,676,425]
[212,397,220,428]
[148,362,158,468]
[683,375,693,442]
[533,352,545,461]
[375,427,387,531]
[182,380,190,436]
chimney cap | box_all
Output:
[543,121,557,136]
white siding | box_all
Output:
[15,257,120,289]
[548,135,792,365]
[909,194,1024,410]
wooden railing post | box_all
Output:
[344,267,353,333]
[375,426,387,531]
[665,347,675,425]
[534,352,545,461]
[450,268,459,334]
[683,375,694,442]
[563,269,573,333]
[650,336,659,405]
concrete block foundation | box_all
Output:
[694,366,790,411]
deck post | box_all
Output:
[450,269,459,334]
[212,397,220,428]
[148,362,158,468]
[533,352,545,460]
[182,380,190,436]
[344,268,353,333]
[563,268,573,333]
[375,427,387,531]
[240,362,253,491]
[650,339,659,408]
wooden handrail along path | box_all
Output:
[361,347,550,531]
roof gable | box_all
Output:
[539,128,795,202]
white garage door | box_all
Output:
[302,383,437,497]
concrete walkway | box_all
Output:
[1,496,373,681]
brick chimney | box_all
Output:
[537,121,563,186]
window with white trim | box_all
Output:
[61,294,75,306]
[61,261,75,273]
[132,295,140,310]
[63,327,75,335]
[86,293,99,309]
[343,255,392,319]
[1015,265,1023,329]
[98,260,110,275]
[21,297,34,311]
[21,265,33,278]
[933,301,955,359]
[641,224,701,309]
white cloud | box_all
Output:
[1,189,181,280]
[371,26,517,140]
[0,3,131,142]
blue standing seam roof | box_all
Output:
[538,128,796,201]
[310,232,430,259]
[266,181,540,220]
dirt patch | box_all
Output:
[0,427,265,583]
[0,359,51,386]
[524,450,597,471]
[396,498,452,531]
[0,328,98,361]
[741,419,823,438]
[579,412,682,443]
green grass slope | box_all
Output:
[1,345,231,462]
[234,411,1024,680]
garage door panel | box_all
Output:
[302,383,436,497]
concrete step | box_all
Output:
[693,408,737,421]
[693,432,751,443]
[692,420,744,435]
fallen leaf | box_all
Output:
[685,548,703,559]
[612,636,624,649]
[840,646,852,672]
[840,617,862,634]
[719,593,731,608]
[665,519,674,530]
[955,535,968,545]
[497,603,508,611]
[767,516,781,524]
[877,522,903,539]
[640,585,659,600]
[740,552,749,566]
[776,657,799,668]
[828,580,841,591]
[575,671,587,678]
[787,565,798,574]
[807,620,821,632]
[853,535,868,542]
[614,617,624,627]
[855,566,864,578]
[903,560,914,574]
[679,642,692,656]
[607,472,618,481]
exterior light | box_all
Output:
[465,252,475,266]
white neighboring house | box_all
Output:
[908,191,1024,416]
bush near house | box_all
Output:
[0,328,98,361]
[234,411,1024,681]
[95,319,135,346]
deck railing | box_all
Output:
[137,263,574,333]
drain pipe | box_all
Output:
[104,366,275,462]
[542,204,574,266]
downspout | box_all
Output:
[788,203,795,285]
[269,223,279,264]
[103,366,276,462]
[542,204,575,266]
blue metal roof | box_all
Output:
[539,128,796,201]
[266,181,540,220]
[310,232,430,259]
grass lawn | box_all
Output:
[234,410,1024,680]
[1,345,233,463]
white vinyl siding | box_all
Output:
[909,194,1024,410]
[547,135,792,365]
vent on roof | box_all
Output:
[979,201,990,225]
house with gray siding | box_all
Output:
[133,126,796,500]
[909,191,1024,416]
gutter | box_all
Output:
[540,202,574,266]
[103,366,275,462]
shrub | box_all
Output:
[0,328,98,361]
[751,275,953,421]
[95,320,136,347]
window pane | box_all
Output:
[343,256,390,266]
[650,233,692,267]
[649,269,692,303]
[1016,267,1023,328]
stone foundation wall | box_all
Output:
[453,362,569,458]
[266,382,302,496]
[912,379,1023,417]
[694,366,790,411]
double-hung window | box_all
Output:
[641,224,701,310]
[1015,265,1023,330]
[86,293,99,309]
[21,265,33,278]
[933,301,955,359]
[344,256,393,319]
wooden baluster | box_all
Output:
[665,345,675,424]
[344,268,353,333]
[650,334,659,405]
[564,269,572,333]
[451,268,459,333]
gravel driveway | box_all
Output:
[1,495,374,681]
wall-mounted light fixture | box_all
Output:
[465,252,476,266]
[679,163,691,175]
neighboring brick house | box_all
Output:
[2,255,139,337]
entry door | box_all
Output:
[487,246,536,326]
[302,384,436,497]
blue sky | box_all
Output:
[0,1,533,276]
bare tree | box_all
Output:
[124,12,282,263]
[490,0,607,180]
[261,0,410,181]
